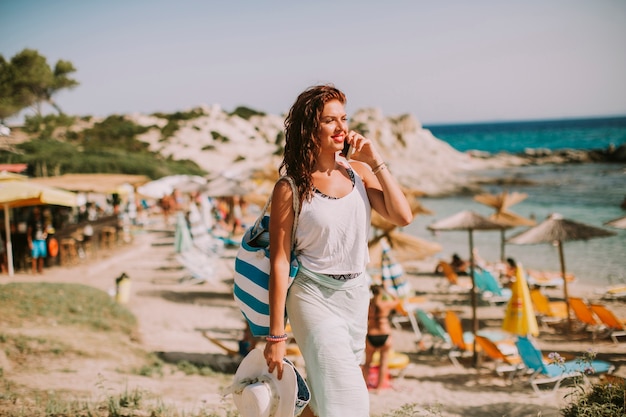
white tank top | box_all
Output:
[295,168,371,275]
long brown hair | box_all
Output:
[280,84,346,201]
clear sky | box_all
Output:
[1,0,625,124]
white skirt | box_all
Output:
[286,266,370,417]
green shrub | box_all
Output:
[161,120,180,139]
[210,131,229,142]
[561,378,626,417]
[22,113,76,135]
[229,106,265,120]
[152,108,205,122]
[80,115,150,151]
[0,282,136,334]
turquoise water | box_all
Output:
[423,116,626,154]
[406,118,626,288]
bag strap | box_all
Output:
[252,176,300,250]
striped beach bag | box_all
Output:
[233,176,299,337]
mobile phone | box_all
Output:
[342,141,354,160]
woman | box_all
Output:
[264,84,412,416]
[363,284,399,392]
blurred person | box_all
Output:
[434,252,469,275]
[27,207,48,274]
[362,284,398,392]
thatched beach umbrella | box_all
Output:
[604,215,626,229]
[0,180,78,276]
[371,197,432,232]
[369,230,442,265]
[474,191,536,261]
[507,213,616,332]
[428,210,503,366]
[369,189,439,270]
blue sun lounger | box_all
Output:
[515,336,614,394]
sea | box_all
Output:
[405,116,626,289]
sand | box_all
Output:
[3,215,625,417]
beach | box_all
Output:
[2,214,625,417]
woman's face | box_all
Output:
[317,99,348,154]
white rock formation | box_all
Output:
[130,105,505,195]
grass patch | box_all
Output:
[0,282,236,416]
[0,282,136,334]
[0,381,235,417]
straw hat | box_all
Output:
[224,349,310,417]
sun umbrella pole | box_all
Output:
[500,228,506,262]
[557,240,572,333]
[468,229,478,367]
[4,204,13,277]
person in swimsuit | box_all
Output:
[363,284,399,392]
[263,84,413,417]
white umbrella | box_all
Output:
[203,176,253,197]
[137,175,206,199]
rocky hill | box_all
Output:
[128,105,513,196]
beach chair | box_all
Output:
[473,267,512,305]
[530,288,568,327]
[597,285,626,301]
[589,304,626,344]
[175,246,217,285]
[443,310,517,368]
[515,336,615,394]
[187,204,225,256]
[475,335,525,381]
[443,310,475,367]
[526,269,576,289]
[568,297,606,339]
[435,260,471,292]
[569,297,599,326]
[409,309,451,353]
[390,295,428,330]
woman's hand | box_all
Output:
[345,131,413,227]
[263,340,287,379]
[344,130,383,168]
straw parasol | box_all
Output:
[507,213,616,332]
[474,191,536,261]
[428,210,504,366]
[30,173,149,194]
[501,262,539,337]
[604,215,626,229]
[371,197,432,233]
[369,189,440,269]
[369,230,442,265]
[0,180,78,276]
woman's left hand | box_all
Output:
[344,130,383,167]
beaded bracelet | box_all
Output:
[265,333,289,342]
[372,162,387,175]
